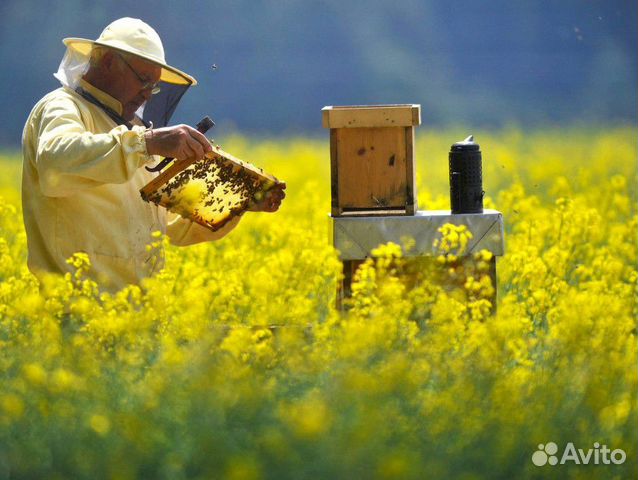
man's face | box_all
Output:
[110,53,162,121]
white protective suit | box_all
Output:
[22,78,239,292]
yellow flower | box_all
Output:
[23,363,47,386]
[50,368,83,393]
[1,394,24,419]
[279,392,332,440]
[89,413,111,436]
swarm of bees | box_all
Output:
[140,147,282,232]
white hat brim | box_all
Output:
[63,37,197,86]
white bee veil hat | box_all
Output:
[54,17,197,128]
[61,17,196,86]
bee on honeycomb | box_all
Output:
[141,147,282,231]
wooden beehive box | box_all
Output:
[322,104,421,216]
[140,146,282,232]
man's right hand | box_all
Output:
[144,124,213,161]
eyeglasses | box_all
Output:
[118,54,161,95]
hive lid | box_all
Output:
[140,147,283,232]
[322,104,421,129]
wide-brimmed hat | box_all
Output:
[62,17,197,86]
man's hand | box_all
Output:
[249,183,286,213]
[144,125,212,161]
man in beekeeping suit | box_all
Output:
[22,17,284,292]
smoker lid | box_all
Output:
[451,135,480,151]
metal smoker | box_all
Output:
[323,105,505,308]
[449,135,484,214]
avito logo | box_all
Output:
[532,442,626,466]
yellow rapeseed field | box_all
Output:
[0,128,636,479]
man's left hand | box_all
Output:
[249,183,286,212]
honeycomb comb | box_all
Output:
[140,146,282,231]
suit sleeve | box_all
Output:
[33,95,152,197]
[166,213,242,246]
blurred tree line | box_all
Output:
[0,0,635,145]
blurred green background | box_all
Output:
[0,0,635,145]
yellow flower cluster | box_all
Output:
[0,127,635,478]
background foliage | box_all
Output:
[0,0,636,144]
[0,128,636,478]
[1,1,636,477]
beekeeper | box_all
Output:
[22,17,284,292]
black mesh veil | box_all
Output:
[142,81,191,128]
